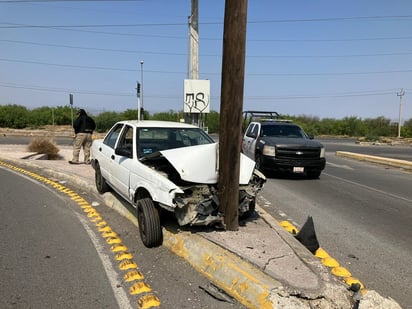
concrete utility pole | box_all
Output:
[188,0,199,80]
[218,0,248,231]
[188,0,199,125]
[397,88,405,138]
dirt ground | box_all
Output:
[0,126,105,139]
[0,126,410,145]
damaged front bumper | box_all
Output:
[172,169,266,227]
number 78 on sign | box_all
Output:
[184,79,210,114]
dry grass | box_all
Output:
[27,137,61,160]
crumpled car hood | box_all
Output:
[160,143,256,185]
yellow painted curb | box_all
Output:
[322,257,340,268]
[315,247,330,259]
[331,266,352,278]
[345,277,365,289]
[336,151,412,171]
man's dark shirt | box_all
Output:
[73,115,96,134]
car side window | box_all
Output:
[246,124,256,138]
[103,123,123,149]
[117,125,134,150]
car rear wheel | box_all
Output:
[137,198,162,248]
[95,162,109,193]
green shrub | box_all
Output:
[27,137,61,160]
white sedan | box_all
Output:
[91,120,265,247]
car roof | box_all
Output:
[117,120,201,129]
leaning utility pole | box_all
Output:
[397,88,405,138]
[218,0,248,231]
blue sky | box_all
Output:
[1,0,411,121]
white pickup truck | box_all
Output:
[91,120,266,247]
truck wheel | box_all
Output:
[137,198,163,248]
[307,170,321,179]
[255,154,264,172]
[95,162,109,193]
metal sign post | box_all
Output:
[69,93,74,128]
[136,81,141,121]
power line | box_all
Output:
[0,58,186,74]
[0,81,403,101]
[0,22,185,28]
[244,36,412,43]
[3,39,412,58]
[248,15,412,23]
[2,57,412,77]
[0,39,187,56]
[0,0,142,2]
[1,15,412,28]
[0,22,185,37]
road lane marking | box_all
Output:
[0,161,162,308]
[76,214,134,309]
[323,172,412,205]
[326,162,354,170]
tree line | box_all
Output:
[1,104,411,139]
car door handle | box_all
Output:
[111,155,115,160]
[99,147,102,152]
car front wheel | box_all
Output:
[137,198,163,248]
[95,162,109,193]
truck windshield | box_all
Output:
[261,125,305,138]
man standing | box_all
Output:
[69,109,96,164]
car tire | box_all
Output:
[137,198,163,248]
[240,197,256,220]
[255,154,263,172]
[95,162,109,193]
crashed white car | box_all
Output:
[91,120,265,247]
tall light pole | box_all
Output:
[140,60,144,119]
[397,88,405,138]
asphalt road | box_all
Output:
[0,163,247,309]
[319,137,412,161]
[0,136,74,146]
[0,167,123,309]
[2,134,411,307]
[259,143,412,308]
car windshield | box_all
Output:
[261,124,305,138]
[138,127,215,157]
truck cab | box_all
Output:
[242,111,326,178]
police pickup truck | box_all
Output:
[241,111,326,178]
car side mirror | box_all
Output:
[307,134,314,140]
[115,147,132,158]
